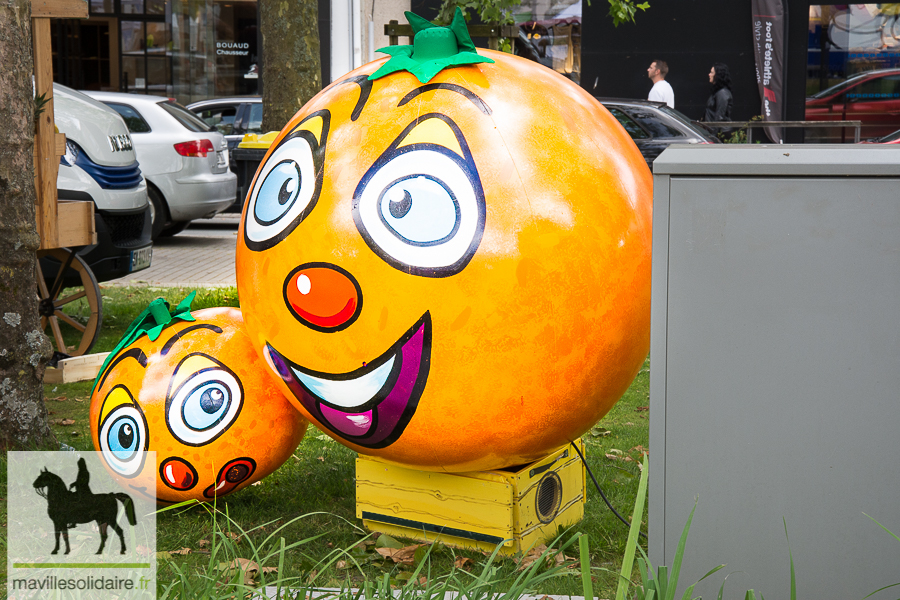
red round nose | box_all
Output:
[160,457,198,491]
[284,263,362,332]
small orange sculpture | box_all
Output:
[234,14,652,472]
[89,303,306,503]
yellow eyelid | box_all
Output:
[169,355,221,396]
[396,118,463,158]
[292,115,324,146]
[100,386,136,424]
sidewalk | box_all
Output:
[106,214,240,288]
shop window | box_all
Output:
[90,0,113,13]
[514,0,580,83]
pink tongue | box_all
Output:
[320,405,374,436]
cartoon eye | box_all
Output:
[353,125,485,277]
[244,136,317,245]
[166,368,243,446]
[99,404,148,478]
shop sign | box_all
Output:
[217,41,250,56]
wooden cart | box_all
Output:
[31,0,102,358]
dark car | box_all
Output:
[806,68,900,142]
[188,96,263,209]
[595,98,718,171]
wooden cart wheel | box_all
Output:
[36,248,103,357]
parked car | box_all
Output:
[187,96,263,210]
[863,127,900,144]
[806,68,900,142]
[85,91,238,239]
[596,98,719,171]
[53,83,152,284]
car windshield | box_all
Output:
[879,128,900,143]
[245,104,263,133]
[809,73,869,99]
[658,106,715,139]
[159,100,214,132]
[104,102,151,133]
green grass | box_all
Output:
[4,285,650,598]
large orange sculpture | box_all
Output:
[89,303,306,503]
[238,12,652,473]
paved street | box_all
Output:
[107,213,240,288]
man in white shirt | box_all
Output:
[647,60,675,109]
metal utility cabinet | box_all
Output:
[649,145,900,599]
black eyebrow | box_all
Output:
[338,74,374,121]
[160,324,224,356]
[97,348,148,391]
[398,83,492,116]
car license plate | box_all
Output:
[130,246,152,272]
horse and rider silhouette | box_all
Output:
[32,458,136,555]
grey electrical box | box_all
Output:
[649,145,900,599]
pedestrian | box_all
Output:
[703,63,733,138]
[647,60,674,108]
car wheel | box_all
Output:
[159,221,190,237]
[148,186,168,240]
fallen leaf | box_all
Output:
[607,448,623,455]
[517,544,548,571]
[74,397,85,403]
[317,456,325,461]
[375,534,404,549]
[326,542,334,548]
[336,560,348,569]
[454,556,473,570]
[69,431,80,436]
[590,427,612,437]
[251,481,262,486]
[198,539,210,548]
[156,551,172,560]
[49,396,67,402]
[170,547,191,555]
[224,531,241,544]
[418,576,428,586]
[606,454,622,461]
[635,406,649,411]
[631,445,648,455]
[50,418,76,426]
[375,544,423,565]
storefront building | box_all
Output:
[50,0,333,104]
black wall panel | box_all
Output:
[581,0,809,133]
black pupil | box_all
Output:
[118,423,134,448]
[389,189,413,219]
[278,175,296,205]
[200,388,226,413]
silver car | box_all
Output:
[85,91,238,239]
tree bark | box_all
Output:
[259,0,322,133]
[0,0,56,450]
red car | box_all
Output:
[806,68,900,142]
[871,128,900,144]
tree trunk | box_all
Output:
[0,0,56,450]
[259,0,322,133]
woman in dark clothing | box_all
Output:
[703,63,733,138]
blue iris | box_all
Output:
[182,382,231,431]
[378,175,460,246]
[107,416,140,461]
[255,160,302,225]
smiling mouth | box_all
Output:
[265,312,431,449]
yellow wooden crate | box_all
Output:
[356,440,585,555]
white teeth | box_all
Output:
[291,355,395,409]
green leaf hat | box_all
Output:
[369,8,495,84]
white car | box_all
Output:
[54,83,153,283]
[85,91,238,239]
